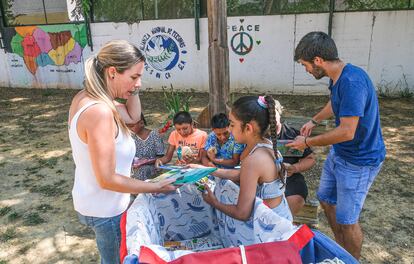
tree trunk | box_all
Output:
[198,0,230,128]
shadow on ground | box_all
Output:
[0,87,412,263]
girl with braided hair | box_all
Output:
[201,95,293,222]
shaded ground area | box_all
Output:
[0,87,413,263]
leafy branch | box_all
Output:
[162,84,192,120]
[70,0,90,21]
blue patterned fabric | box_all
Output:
[204,133,245,168]
[125,178,298,262]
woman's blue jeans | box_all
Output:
[77,212,123,264]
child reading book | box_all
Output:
[271,100,316,216]
[201,113,245,169]
[128,113,165,180]
[199,95,293,222]
[155,111,208,167]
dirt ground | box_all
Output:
[0,87,412,264]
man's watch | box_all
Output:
[310,118,319,126]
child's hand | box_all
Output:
[207,148,216,161]
[175,159,187,165]
[155,159,163,168]
[182,154,196,164]
[206,161,216,168]
[202,185,218,207]
[283,163,298,176]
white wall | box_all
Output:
[367,11,414,91]
[0,10,413,94]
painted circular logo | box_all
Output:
[140,27,187,79]
[231,32,253,56]
[144,34,179,72]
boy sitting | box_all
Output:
[201,113,245,169]
[155,111,208,166]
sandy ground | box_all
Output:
[0,87,412,264]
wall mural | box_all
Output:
[139,26,187,79]
[3,24,87,75]
[228,19,261,63]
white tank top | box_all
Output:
[68,101,135,217]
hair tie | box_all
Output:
[257,96,268,109]
[94,56,103,72]
[275,156,283,165]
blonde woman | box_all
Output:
[68,40,176,264]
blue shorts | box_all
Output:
[317,149,383,225]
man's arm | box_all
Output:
[301,100,334,137]
[288,116,359,150]
[314,100,334,123]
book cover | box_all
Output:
[150,166,217,185]
[277,140,304,157]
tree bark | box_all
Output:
[198,0,230,128]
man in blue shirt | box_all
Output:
[288,31,385,259]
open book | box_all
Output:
[150,166,217,185]
[277,140,304,157]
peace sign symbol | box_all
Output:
[231,32,253,56]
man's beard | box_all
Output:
[311,63,327,80]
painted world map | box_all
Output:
[4,24,87,75]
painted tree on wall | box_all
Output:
[1,0,17,25]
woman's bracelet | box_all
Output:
[114,97,127,104]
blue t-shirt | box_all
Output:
[329,64,385,166]
[204,132,245,169]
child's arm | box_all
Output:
[202,156,259,221]
[201,149,216,167]
[212,168,240,182]
[187,164,240,182]
[210,153,241,168]
[155,145,175,167]
[284,153,316,176]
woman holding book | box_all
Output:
[68,40,176,264]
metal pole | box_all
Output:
[41,0,48,24]
[90,0,94,22]
[0,0,8,27]
[194,0,200,50]
[328,0,335,37]
[83,1,93,51]
[140,0,145,20]
[155,0,158,19]
[0,0,6,50]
